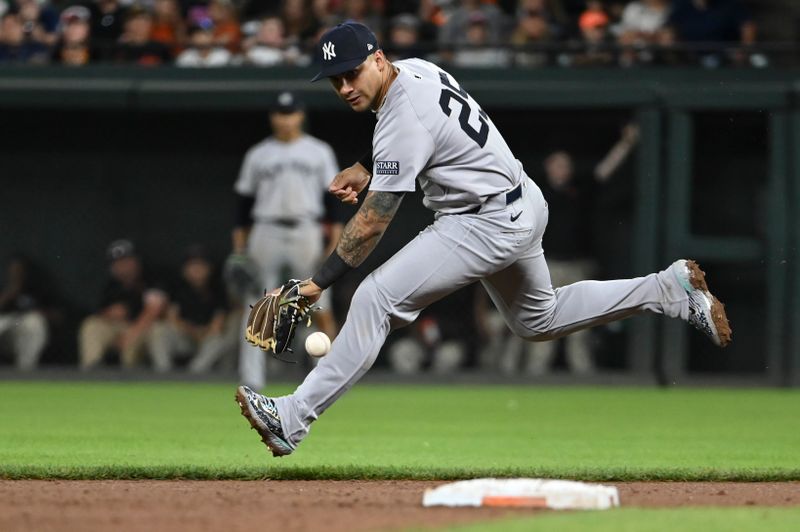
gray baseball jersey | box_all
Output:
[235,134,338,222]
[268,60,699,451]
[236,133,339,390]
[370,58,524,213]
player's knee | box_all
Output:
[526,331,560,342]
[350,275,392,318]
[350,275,381,309]
[509,324,546,342]
[508,318,558,342]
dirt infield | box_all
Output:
[1,480,798,532]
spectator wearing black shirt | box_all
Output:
[0,256,49,370]
[88,0,128,60]
[540,151,593,261]
[662,0,755,66]
[78,240,168,370]
[148,246,237,373]
[592,122,640,280]
[525,151,596,375]
[666,0,754,44]
[113,5,171,65]
[483,151,598,375]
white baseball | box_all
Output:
[305,332,331,357]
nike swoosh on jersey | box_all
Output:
[510,212,523,222]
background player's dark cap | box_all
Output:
[106,239,136,262]
[271,91,304,114]
[182,244,211,264]
[311,22,379,82]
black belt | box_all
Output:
[463,182,523,215]
[268,218,301,228]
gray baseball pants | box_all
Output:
[274,179,690,446]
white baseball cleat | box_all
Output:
[671,259,732,347]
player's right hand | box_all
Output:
[329,163,371,205]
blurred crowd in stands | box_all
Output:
[0,0,773,68]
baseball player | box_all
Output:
[230,91,342,389]
[236,22,732,457]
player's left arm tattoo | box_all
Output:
[337,191,404,267]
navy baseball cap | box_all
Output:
[271,91,304,113]
[106,239,136,262]
[311,22,380,82]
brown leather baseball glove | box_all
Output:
[245,279,316,357]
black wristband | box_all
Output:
[358,146,373,172]
[312,251,353,290]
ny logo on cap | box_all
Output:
[322,41,336,61]
[278,92,293,106]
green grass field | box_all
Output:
[439,508,800,532]
[0,381,798,481]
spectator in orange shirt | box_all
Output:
[150,0,186,54]
[208,0,241,52]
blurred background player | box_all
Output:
[78,239,168,370]
[148,245,238,373]
[0,255,49,370]
[227,91,344,389]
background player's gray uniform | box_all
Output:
[235,134,339,389]
[273,59,692,446]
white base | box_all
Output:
[422,478,620,510]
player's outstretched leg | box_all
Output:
[235,385,295,457]
[483,250,732,348]
[671,259,731,347]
